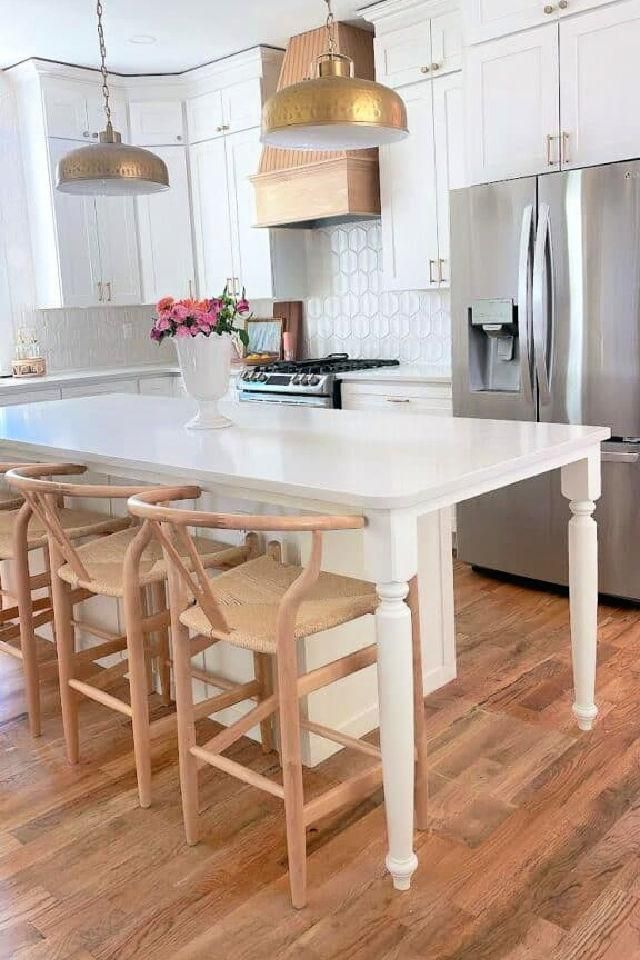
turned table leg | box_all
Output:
[561,454,601,731]
[375,580,419,891]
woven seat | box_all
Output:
[179,555,378,654]
[0,506,123,560]
[57,526,247,598]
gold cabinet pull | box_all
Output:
[105,280,112,302]
[561,131,571,164]
[97,281,103,302]
[386,397,411,404]
[438,258,448,283]
[546,133,559,166]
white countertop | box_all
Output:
[337,364,451,384]
[0,364,178,394]
[0,394,609,511]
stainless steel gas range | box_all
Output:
[238,354,400,408]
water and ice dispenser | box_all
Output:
[467,298,521,392]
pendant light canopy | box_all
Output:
[57,0,169,196]
[261,0,408,151]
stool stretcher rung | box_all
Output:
[188,633,220,659]
[73,635,128,664]
[303,763,382,827]
[190,745,285,800]
[192,679,261,722]
[0,638,22,660]
[300,720,381,760]
[189,665,246,692]
[68,678,133,717]
[71,619,124,644]
[198,694,277,759]
[81,658,131,692]
[297,644,377,697]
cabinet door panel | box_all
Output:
[433,74,465,286]
[96,195,141,305]
[137,146,194,303]
[48,138,102,307]
[42,79,90,140]
[221,79,263,134]
[430,11,463,75]
[560,0,640,168]
[129,100,184,145]
[226,127,273,298]
[374,22,431,88]
[464,0,556,44]
[186,91,224,143]
[379,84,439,291]
[465,25,560,183]
[190,138,233,296]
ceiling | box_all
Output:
[0,0,371,74]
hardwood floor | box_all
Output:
[2,562,640,959]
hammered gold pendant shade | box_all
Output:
[57,128,169,196]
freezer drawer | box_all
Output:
[457,442,640,601]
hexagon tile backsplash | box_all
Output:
[303,220,451,370]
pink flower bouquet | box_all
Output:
[150,286,250,348]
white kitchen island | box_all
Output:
[0,394,609,892]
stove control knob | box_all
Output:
[300,375,310,386]
[309,375,320,386]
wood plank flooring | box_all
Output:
[2,562,640,959]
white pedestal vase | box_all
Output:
[174,333,233,430]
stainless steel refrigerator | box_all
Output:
[451,160,640,601]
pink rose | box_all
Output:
[236,298,250,314]
[199,311,218,328]
[208,299,222,315]
[171,304,190,322]
[175,325,191,338]
[156,316,170,331]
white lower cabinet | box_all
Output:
[465,24,560,183]
[560,0,640,169]
[137,145,195,303]
[341,379,453,416]
[60,379,139,399]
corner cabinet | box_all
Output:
[366,1,465,292]
[464,0,640,183]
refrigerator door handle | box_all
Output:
[532,201,554,405]
[517,203,535,404]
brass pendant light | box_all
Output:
[57,0,169,196]
[261,0,408,151]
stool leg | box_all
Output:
[253,652,275,753]
[122,587,152,808]
[48,540,79,762]
[166,563,199,844]
[276,637,306,909]
[408,577,429,831]
[14,543,40,738]
[150,580,171,706]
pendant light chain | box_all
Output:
[96,0,112,130]
[324,0,337,55]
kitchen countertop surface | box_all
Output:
[337,364,451,384]
[0,364,179,393]
[0,393,608,511]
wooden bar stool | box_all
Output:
[0,461,128,737]
[127,486,429,909]
[6,464,254,807]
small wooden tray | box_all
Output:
[12,357,47,378]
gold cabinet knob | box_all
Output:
[420,65,430,73]
[431,62,441,71]
[543,4,555,12]
[558,0,568,7]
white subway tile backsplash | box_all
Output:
[303,220,451,371]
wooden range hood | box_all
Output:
[251,22,381,228]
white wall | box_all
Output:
[304,220,451,371]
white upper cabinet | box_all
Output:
[465,24,560,183]
[226,126,274,298]
[42,77,128,140]
[95,194,142,305]
[430,11,464,74]
[463,0,612,43]
[559,0,640,168]
[380,84,439,290]
[137,145,194,303]
[433,73,465,283]
[129,100,184,145]
[186,90,225,143]
[375,21,433,87]
[190,137,234,296]
[221,78,264,134]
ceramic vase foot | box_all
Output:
[186,400,232,430]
